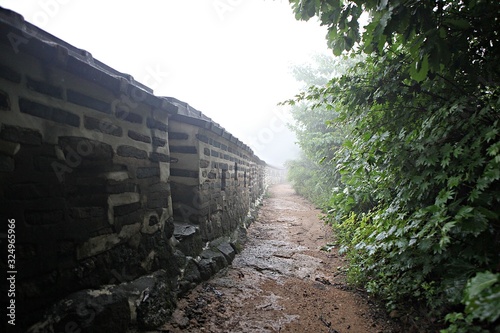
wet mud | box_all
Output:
[159,183,400,333]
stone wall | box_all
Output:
[167,98,263,245]
[0,8,267,332]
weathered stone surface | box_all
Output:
[19,99,80,127]
[28,288,130,333]
[170,168,198,178]
[117,145,147,159]
[217,242,236,264]
[170,145,196,154]
[149,152,169,162]
[58,137,113,161]
[0,89,10,110]
[0,64,21,83]
[136,272,176,329]
[26,77,63,99]
[183,259,201,283]
[67,89,110,114]
[1,124,42,145]
[174,223,202,257]
[114,202,142,217]
[27,270,175,333]
[136,167,160,179]
[146,117,167,132]
[169,132,189,140]
[105,182,138,194]
[128,130,151,143]
[0,154,14,172]
[201,249,228,272]
[85,116,122,136]
[197,259,215,281]
[116,108,142,123]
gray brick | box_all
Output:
[146,117,167,132]
[0,64,21,83]
[170,146,197,154]
[149,152,169,162]
[26,77,63,99]
[84,116,122,136]
[0,90,10,110]
[0,154,14,172]
[115,108,143,123]
[117,145,147,159]
[19,99,80,127]
[136,167,160,179]
[0,124,42,145]
[67,89,110,113]
[152,137,166,147]
[169,132,189,140]
[128,130,151,143]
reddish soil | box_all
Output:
[160,183,401,333]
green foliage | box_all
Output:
[285,0,500,331]
[284,55,358,208]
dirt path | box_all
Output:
[160,184,400,333]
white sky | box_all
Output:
[0,0,331,167]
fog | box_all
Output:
[0,0,331,166]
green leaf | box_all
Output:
[465,271,498,299]
[409,55,429,82]
[463,272,500,322]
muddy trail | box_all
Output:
[160,184,401,333]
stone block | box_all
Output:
[0,154,14,172]
[146,117,167,132]
[170,145,196,154]
[0,89,10,110]
[217,242,236,264]
[26,77,63,99]
[1,124,42,145]
[169,132,189,140]
[113,202,142,217]
[146,191,169,209]
[173,223,202,257]
[152,137,166,147]
[136,167,160,179]
[0,139,20,156]
[136,272,176,329]
[183,259,201,283]
[195,134,209,143]
[84,116,123,136]
[117,145,147,159]
[58,137,113,161]
[0,64,21,83]
[19,98,80,127]
[115,108,143,123]
[200,249,228,272]
[170,168,198,178]
[149,152,169,163]
[197,259,215,281]
[114,211,143,234]
[128,130,151,143]
[25,209,64,225]
[199,159,210,168]
[67,89,111,114]
[203,147,210,156]
[105,182,138,194]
